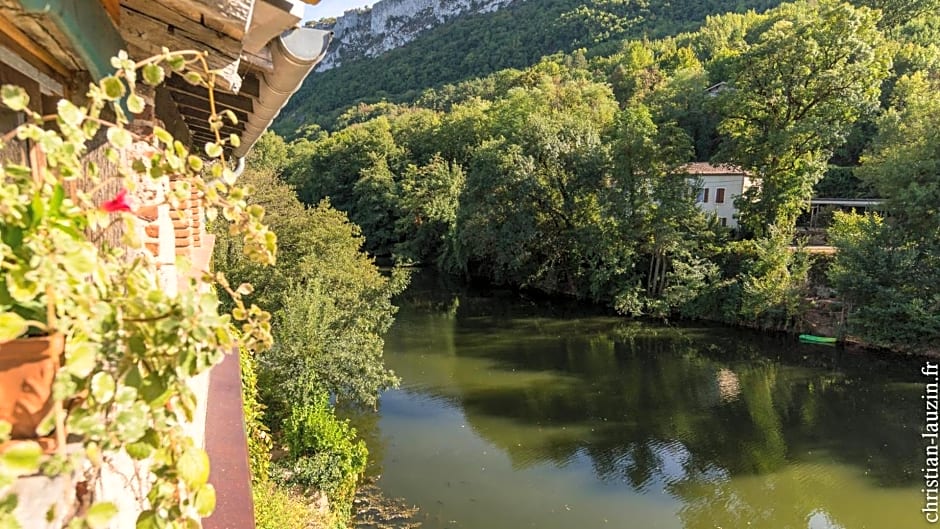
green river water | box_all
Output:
[352,272,925,529]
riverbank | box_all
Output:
[400,262,931,360]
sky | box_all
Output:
[303,1,377,22]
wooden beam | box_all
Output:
[166,75,253,113]
[155,86,192,146]
[240,45,273,73]
[0,17,71,79]
[0,30,74,88]
[121,0,242,59]
[0,3,82,72]
[177,106,246,131]
[18,0,125,80]
[182,116,244,138]
[169,90,250,123]
[100,0,119,23]
[118,8,241,90]
[154,0,253,41]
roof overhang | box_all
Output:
[0,0,331,157]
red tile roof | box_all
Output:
[680,162,748,175]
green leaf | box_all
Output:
[154,126,173,145]
[100,77,126,100]
[193,484,216,517]
[114,402,148,442]
[0,312,27,341]
[127,94,146,114]
[204,142,223,159]
[65,342,96,378]
[49,184,65,216]
[166,55,186,71]
[142,64,165,86]
[106,127,132,149]
[85,502,118,529]
[1,85,28,111]
[220,109,237,125]
[125,441,153,460]
[177,447,210,488]
[56,99,84,126]
[135,510,163,529]
[187,155,204,172]
[90,372,115,403]
[0,441,41,475]
[183,72,203,86]
[228,133,241,148]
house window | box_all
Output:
[715,188,726,203]
[702,188,709,203]
[719,217,728,227]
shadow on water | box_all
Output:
[353,269,924,529]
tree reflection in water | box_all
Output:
[359,271,922,529]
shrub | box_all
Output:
[284,393,368,513]
[828,211,940,350]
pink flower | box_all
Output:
[101,189,132,213]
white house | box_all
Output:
[682,162,754,228]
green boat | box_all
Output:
[799,334,837,344]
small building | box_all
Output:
[681,162,754,228]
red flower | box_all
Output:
[101,189,132,213]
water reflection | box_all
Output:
[355,271,923,529]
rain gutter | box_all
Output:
[231,26,332,158]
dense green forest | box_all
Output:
[276,0,783,133]
[223,0,939,525]
[271,0,939,352]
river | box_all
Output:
[351,271,924,529]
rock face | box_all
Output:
[310,0,515,71]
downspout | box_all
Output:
[18,0,124,81]
[232,156,246,179]
[231,27,332,158]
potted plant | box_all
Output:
[0,49,275,527]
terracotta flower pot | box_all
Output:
[0,333,63,441]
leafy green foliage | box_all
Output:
[284,393,367,512]
[215,169,404,414]
[829,68,940,350]
[277,0,940,353]
[240,347,271,485]
[0,50,275,528]
[828,212,940,349]
[253,480,330,529]
[711,0,890,235]
[394,155,464,264]
[276,0,781,133]
[737,232,812,329]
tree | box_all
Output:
[246,131,289,175]
[711,0,890,235]
[829,70,940,350]
[852,0,940,30]
[858,71,940,238]
[394,155,465,264]
[214,166,405,414]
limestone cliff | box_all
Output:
[309,0,516,70]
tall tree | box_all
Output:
[828,70,940,350]
[711,0,890,235]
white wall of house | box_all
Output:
[694,173,752,228]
